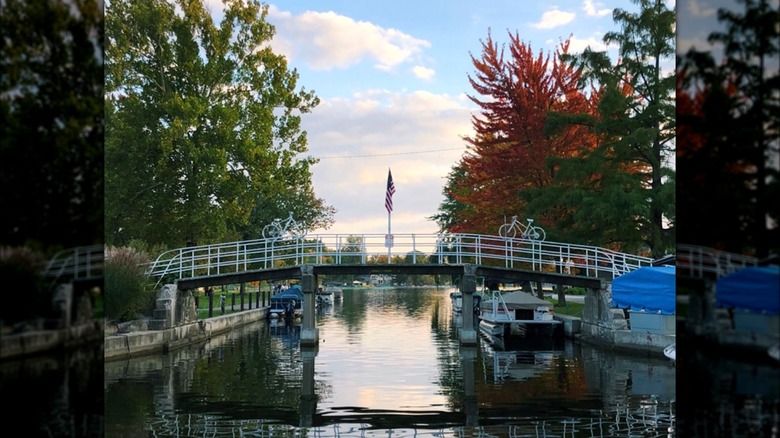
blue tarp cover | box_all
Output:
[612,266,675,314]
[716,266,780,314]
[270,286,303,302]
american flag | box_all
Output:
[385,169,395,214]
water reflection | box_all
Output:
[0,343,103,437]
[105,287,674,436]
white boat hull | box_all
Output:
[663,343,676,361]
[769,344,779,362]
[480,320,504,337]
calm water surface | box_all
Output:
[105,287,675,436]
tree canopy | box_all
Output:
[677,0,778,258]
[434,1,675,258]
[0,0,104,251]
[105,0,333,248]
[527,0,676,257]
[433,33,597,235]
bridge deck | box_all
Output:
[176,264,601,290]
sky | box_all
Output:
[206,0,672,236]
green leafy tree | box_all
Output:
[105,0,333,247]
[526,0,675,256]
[430,161,476,233]
[678,0,778,258]
[338,235,364,264]
[0,0,103,250]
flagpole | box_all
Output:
[387,208,391,263]
[387,167,392,262]
[385,168,394,264]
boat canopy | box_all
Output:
[488,291,549,309]
[716,266,779,314]
[612,266,675,315]
[271,285,304,302]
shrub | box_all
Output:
[0,246,48,323]
[105,246,155,322]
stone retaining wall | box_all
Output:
[104,307,268,361]
[580,283,675,355]
[0,320,104,360]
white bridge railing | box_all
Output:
[677,244,758,279]
[146,234,654,287]
[43,244,104,285]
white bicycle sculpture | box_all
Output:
[498,216,546,241]
[262,212,307,241]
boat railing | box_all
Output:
[482,290,514,322]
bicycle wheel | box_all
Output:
[498,224,516,239]
[262,224,281,240]
[289,222,307,240]
[531,226,546,241]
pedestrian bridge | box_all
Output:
[146,233,652,286]
[144,233,653,346]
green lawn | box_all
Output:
[547,298,584,317]
[192,287,273,319]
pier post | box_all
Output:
[460,264,477,345]
[240,282,245,311]
[300,265,319,346]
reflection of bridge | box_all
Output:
[146,233,654,346]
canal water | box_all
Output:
[0,342,104,437]
[105,287,675,436]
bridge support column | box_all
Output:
[300,265,319,346]
[460,264,477,345]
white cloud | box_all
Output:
[304,90,475,235]
[583,0,611,17]
[688,0,716,17]
[532,8,576,29]
[568,34,608,53]
[412,65,436,80]
[268,5,430,71]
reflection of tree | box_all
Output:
[429,297,466,411]
[473,355,590,406]
[384,288,438,318]
[338,288,368,334]
[184,325,305,414]
[677,0,779,257]
[105,381,156,435]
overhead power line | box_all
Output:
[316,147,464,160]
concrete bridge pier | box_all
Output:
[300,265,319,346]
[459,265,477,345]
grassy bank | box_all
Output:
[547,299,583,317]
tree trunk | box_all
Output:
[556,284,566,306]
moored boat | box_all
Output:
[480,319,504,337]
[663,343,676,361]
[769,343,779,362]
[316,287,334,305]
[479,290,561,339]
[450,290,482,313]
[269,285,304,319]
[324,283,343,302]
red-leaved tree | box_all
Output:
[448,33,597,235]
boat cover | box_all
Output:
[271,285,304,302]
[500,291,550,308]
[612,266,675,314]
[716,266,780,314]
